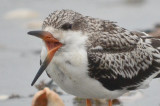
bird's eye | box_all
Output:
[61,23,72,30]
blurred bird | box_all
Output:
[148,24,160,37]
[28,10,160,106]
[32,87,64,106]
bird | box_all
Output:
[32,87,64,106]
[28,9,160,106]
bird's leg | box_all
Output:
[86,99,92,106]
[108,99,112,106]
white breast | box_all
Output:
[41,45,126,99]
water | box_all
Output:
[0,0,160,106]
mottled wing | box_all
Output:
[87,23,160,91]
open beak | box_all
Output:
[28,31,62,86]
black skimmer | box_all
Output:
[28,10,160,106]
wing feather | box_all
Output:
[86,21,159,90]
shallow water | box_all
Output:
[0,0,160,106]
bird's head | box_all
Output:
[28,10,88,86]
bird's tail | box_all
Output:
[139,32,160,78]
[137,31,160,51]
[148,36,160,79]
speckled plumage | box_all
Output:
[40,10,160,99]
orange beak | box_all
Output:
[28,31,62,86]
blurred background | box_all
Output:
[0,0,160,106]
